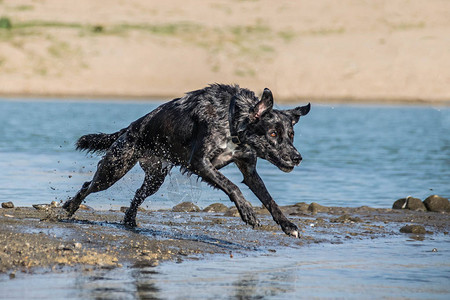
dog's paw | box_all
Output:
[237,205,260,228]
[281,222,300,238]
[62,199,78,217]
[123,217,138,228]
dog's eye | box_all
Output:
[269,131,277,138]
[289,132,294,140]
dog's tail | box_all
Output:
[76,127,128,154]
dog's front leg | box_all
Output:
[190,158,260,227]
[236,159,300,238]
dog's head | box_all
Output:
[241,88,310,172]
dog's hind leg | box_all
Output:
[63,134,138,216]
[190,158,260,227]
[63,180,92,216]
[123,157,171,227]
[235,159,300,238]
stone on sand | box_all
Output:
[400,225,426,234]
[1,202,14,209]
[393,196,427,211]
[392,198,406,209]
[203,203,228,213]
[308,202,329,213]
[224,207,240,217]
[423,195,450,213]
[172,202,200,212]
[406,197,426,211]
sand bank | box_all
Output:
[1,0,449,104]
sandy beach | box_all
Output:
[1,0,449,104]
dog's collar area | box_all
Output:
[228,96,241,145]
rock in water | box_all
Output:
[392,198,406,209]
[423,195,450,212]
[405,197,426,211]
[400,225,426,234]
[203,203,228,213]
[1,202,14,209]
[393,196,426,211]
[293,202,310,212]
[172,202,200,212]
[224,207,240,217]
[308,202,329,213]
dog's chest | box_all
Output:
[211,140,242,167]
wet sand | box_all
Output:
[1,203,449,275]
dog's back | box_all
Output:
[126,84,259,165]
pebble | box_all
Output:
[32,202,63,210]
[1,202,14,209]
[57,244,69,251]
[79,204,94,211]
[423,195,450,213]
[120,206,145,213]
[32,204,52,210]
[331,215,362,223]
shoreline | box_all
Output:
[1,91,449,107]
[1,203,449,274]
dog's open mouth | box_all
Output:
[267,155,296,173]
[279,165,294,173]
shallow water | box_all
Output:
[1,235,449,299]
[1,98,449,299]
[0,98,448,210]
[156,236,450,300]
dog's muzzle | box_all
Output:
[291,153,302,165]
[278,153,302,173]
[281,153,302,165]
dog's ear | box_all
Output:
[250,88,273,120]
[288,103,311,125]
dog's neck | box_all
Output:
[228,96,241,145]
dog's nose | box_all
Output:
[292,154,302,165]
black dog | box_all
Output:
[63,84,310,237]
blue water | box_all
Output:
[0,98,449,210]
[2,236,449,299]
[1,98,449,299]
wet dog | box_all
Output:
[63,84,310,237]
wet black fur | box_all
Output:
[63,84,310,237]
